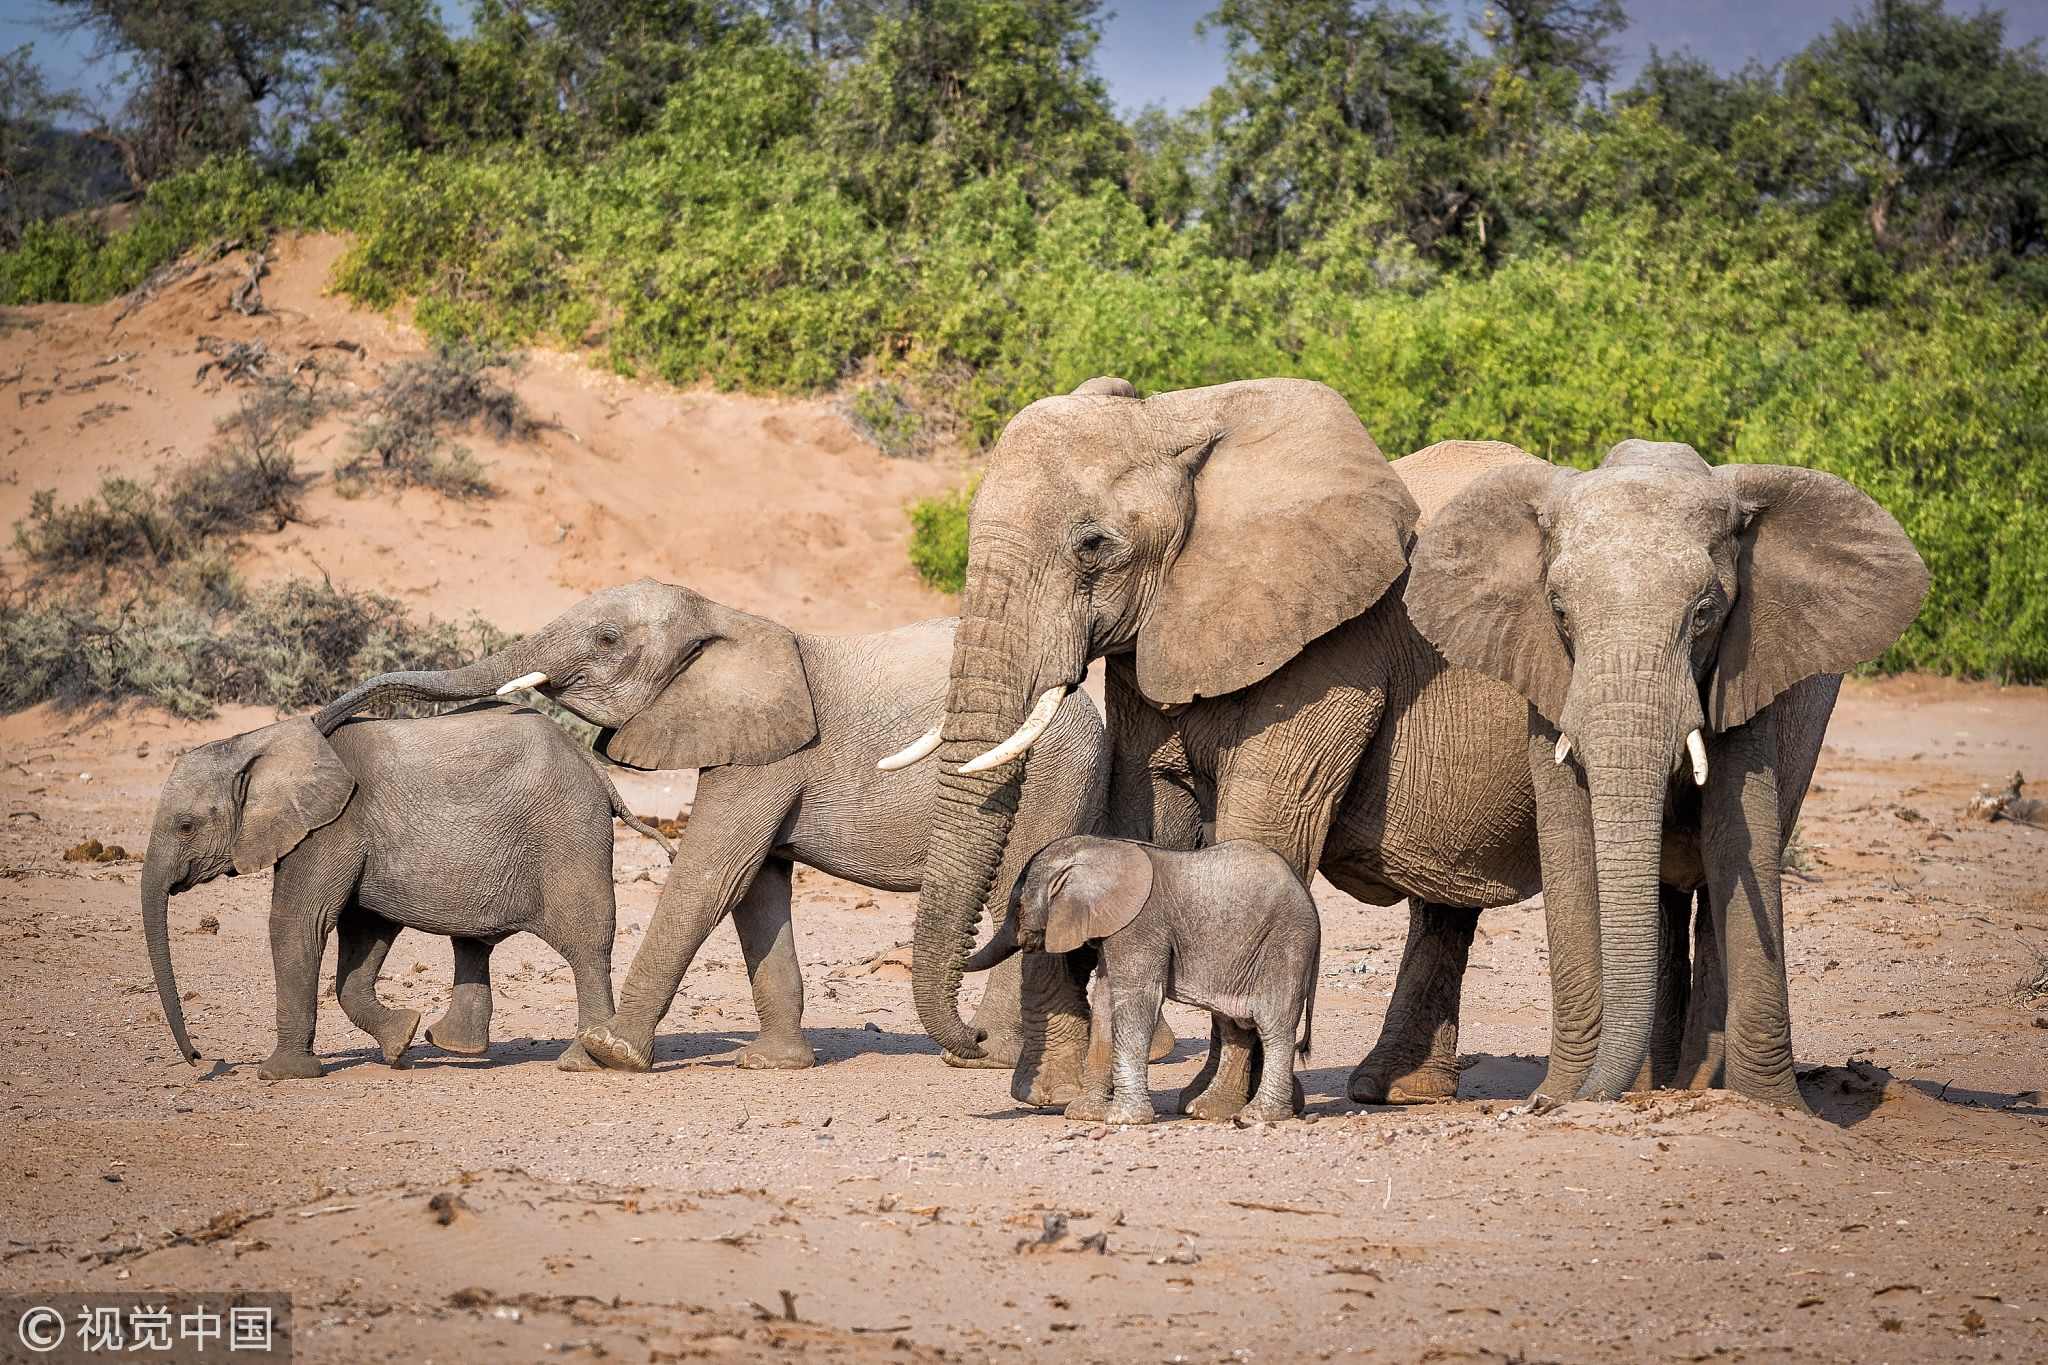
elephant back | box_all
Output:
[1393,440,1545,531]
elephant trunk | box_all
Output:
[1569,646,1695,1101]
[311,648,541,735]
[910,595,1048,1060]
[141,857,198,1064]
[962,915,1021,973]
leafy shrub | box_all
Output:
[907,478,977,593]
[0,574,510,720]
[13,378,326,577]
[337,342,529,498]
[845,380,930,457]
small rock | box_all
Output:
[195,915,220,935]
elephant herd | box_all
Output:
[141,377,1928,1121]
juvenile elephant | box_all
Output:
[891,376,1550,1115]
[314,582,1119,1074]
[142,706,672,1079]
[965,837,1319,1125]
[1406,441,1926,1108]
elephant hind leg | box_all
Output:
[732,858,815,1071]
[335,907,420,1066]
[1348,901,1476,1105]
[1647,884,1694,1089]
[425,937,494,1055]
[1678,889,1725,1090]
[1182,1016,1259,1120]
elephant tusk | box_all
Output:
[1686,729,1709,786]
[958,687,1068,775]
[1554,733,1572,766]
[496,671,549,696]
[876,725,943,772]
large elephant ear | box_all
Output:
[1708,464,1927,732]
[601,600,817,770]
[1404,461,1573,729]
[1044,840,1155,954]
[1135,380,1420,706]
[231,717,355,874]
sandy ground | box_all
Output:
[2,241,2046,1364]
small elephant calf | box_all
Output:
[966,835,1319,1125]
[141,705,671,1079]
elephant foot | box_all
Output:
[737,1035,816,1071]
[1011,1042,1088,1109]
[1347,1049,1461,1105]
[1148,1018,1175,1062]
[1532,1063,1588,1108]
[555,1040,602,1072]
[1063,1093,1111,1123]
[1729,1068,1812,1116]
[1103,1098,1156,1126]
[579,1023,653,1073]
[1235,1097,1295,1125]
[944,1032,1022,1070]
[373,1009,422,1066]
[1182,1084,1248,1122]
[424,1016,489,1056]
[257,1050,323,1081]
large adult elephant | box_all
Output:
[897,375,1547,1113]
[1405,441,1926,1109]
[313,582,1111,1073]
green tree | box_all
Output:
[1472,0,1625,89]
[1792,0,2048,263]
[1196,0,1473,262]
[820,0,1124,227]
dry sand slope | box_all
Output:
[2,238,2047,1364]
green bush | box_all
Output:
[907,478,977,593]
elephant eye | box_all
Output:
[177,816,195,833]
[596,623,623,648]
[1692,599,1718,635]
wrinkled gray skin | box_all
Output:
[904,376,1553,1117]
[966,837,1320,1125]
[1406,442,1927,1109]
[313,584,1118,1073]
[142,707,670,1078]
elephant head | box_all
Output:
[313,579,816,771]
[963,836,1155,970]
[1405,441,1927,1099]
[900,376,1418,1059]
[142,717,356,1063]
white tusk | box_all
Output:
[496,671,548,696]
[876,725,943,772]
[1554,733,1572,766]
[1686,729,1709,786]
[958,687,1068,775]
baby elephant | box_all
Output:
[141,705,671,1079]
[966,836,1319,1125]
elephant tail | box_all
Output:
[580,746,676,861]
[1297,941,1318,1061]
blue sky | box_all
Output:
[1093,1,2048,112]
[5,0,2046,116]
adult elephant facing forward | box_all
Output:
[901,376,1545,1113]
[1406,441,1926,1109]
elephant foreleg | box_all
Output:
[1348,901,1476,1104]
[731,857,814,1070]
[258,857,350,1081]
[1701,713,1804,1111]
[334,907,420,1066]
[425,937,495,1055]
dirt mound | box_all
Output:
[1,233,963,637]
